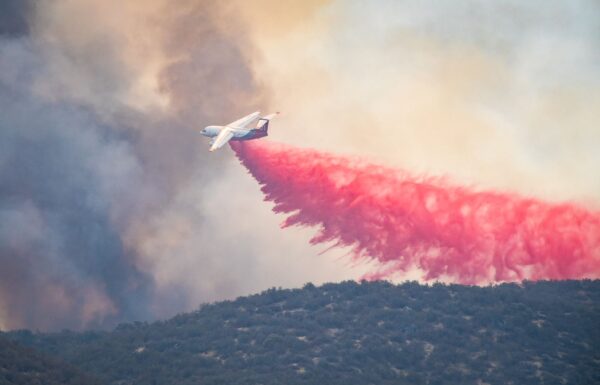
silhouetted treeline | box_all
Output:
[4,280,600,385]
[0,335,100,385]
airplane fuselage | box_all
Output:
[200,125,268,141]
[200,111,277,151]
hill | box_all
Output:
[4,280,600,385]
[0,335,100,385]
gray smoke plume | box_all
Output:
[0,0,261,330]
[0,0,31,37]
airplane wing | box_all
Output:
[209,128,235,151]
[227,111,260,129]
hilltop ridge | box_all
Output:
[5,280,600,385]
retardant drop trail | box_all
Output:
[231,140,600,284]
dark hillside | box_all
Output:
[0,335,100,385]
[6,280,600,385]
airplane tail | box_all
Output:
[255,112,279,132]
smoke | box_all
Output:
[0,72,151,329]
[0,0,363,331]
[247,0,600,205]
[0,0,31,37]
[233,140,600,284]
[1,0,598,330]
[0,0,266,330]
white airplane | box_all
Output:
[200,111,279,151]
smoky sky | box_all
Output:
[2,0,598,331]
[0,1,261,330]
[0,0,31,37]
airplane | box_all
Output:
[200,111,279,151]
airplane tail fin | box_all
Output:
[255,112,279,131]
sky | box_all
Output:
[0,0,598,330]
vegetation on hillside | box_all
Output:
[5,280,600,385]
[0,335,100,385]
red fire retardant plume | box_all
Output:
[231,141,600,284]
